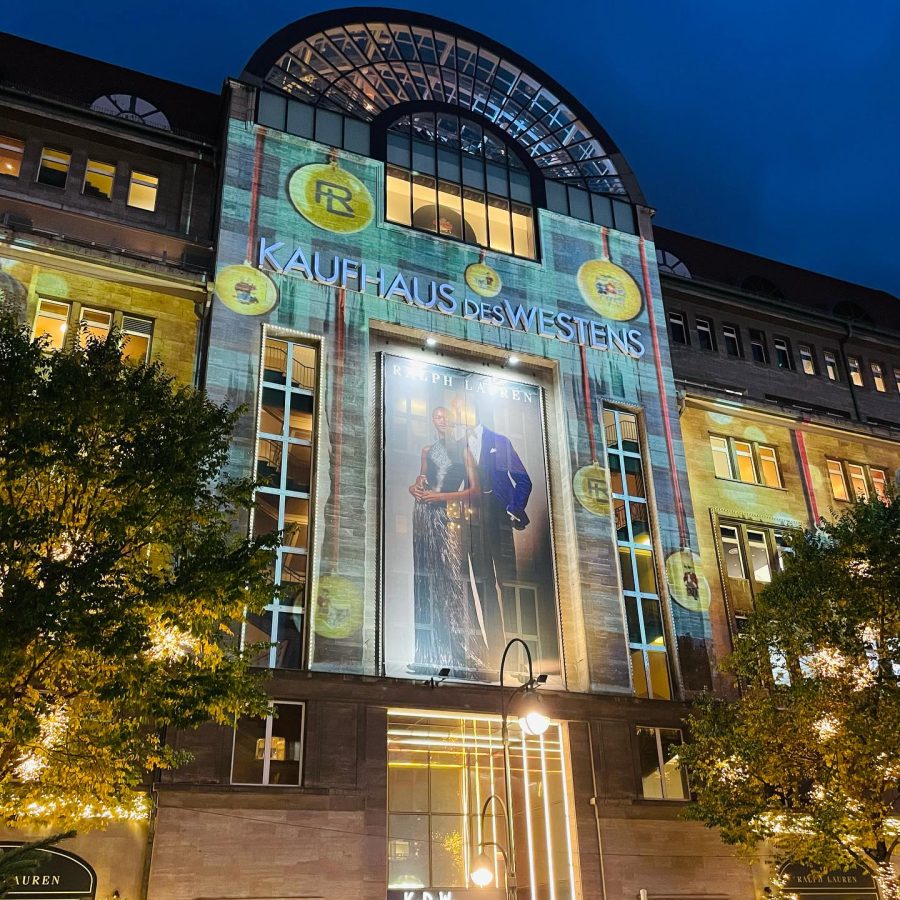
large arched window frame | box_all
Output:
[375,105,539,259]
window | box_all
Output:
[0,135,24,178]
[232,701,303,785]
[696,317,715,351]
[774,337,793,370]
[827,459,888,501]
[847,356,863,387]
[871,362,886,392]
[78,308,112,347]
[83,159,115,200]
[709,435,781,487]
[894,368,900,395]
[36,147,71,188]
[749,329,769,363]
[121,315,153,363]
[636,726,689,800]
[605,408,671,701]
[824,350,840,381]
[722,324,742,358]
[32,299,70,350]
[247,338,317,669]
[387,711,577,896]
[384,112,536,259]
[668,311,688,345]
[798,344,817,375]
[127,170,158,211]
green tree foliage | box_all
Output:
[681,496,900,897]
[0,314,275,831]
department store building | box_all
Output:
[1,8,895,900]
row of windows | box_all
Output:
[233,704,688,807]
[33,298,153,362]
[669,312,899,394]
[827,459,888,502]
[0,134,159,211]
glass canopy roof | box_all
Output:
[243,10,643,201]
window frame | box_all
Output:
[709,434,782,488]
[823,349,840,381]
[36,146,71,189]
[231,700,305,786]
[749,328,769,364]
[773,336,794,370]
[722,323,743,358]
[668,311,688,345]
[826,458,888,502]
[847,355,864,387]
[126,169,159,211]
[82,158,116,201]
[77,306,113,348]
[695,316,716,351]
[635,725,690,801]
[871,361,886,392]
[798,343,817,375]
[0,134,25,179]
[32,298,72,350]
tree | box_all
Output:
[681,495,900,898]
[0,313,275,831]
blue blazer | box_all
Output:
[477,427,533,527]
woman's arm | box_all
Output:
[408,446,429,498]
[420,446,480,503]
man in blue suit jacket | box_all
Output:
[466,402,533,672]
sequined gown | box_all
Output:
[412,438,482,674]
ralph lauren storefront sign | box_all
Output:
[0,844,95,898]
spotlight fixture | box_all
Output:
[428,666,451,687]
[470,853,494,887]
[425,336,438,347]
[508,354,520,366]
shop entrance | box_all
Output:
[779,863,878,899]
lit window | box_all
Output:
[774,337,793,370]
[78,308,112,347]
[719,525,745,579]
[746,529,773,583]
[798,344,817,375]
[847,356,863,387]
[870,468,888,500]
[127,170,158,211]
[827,459,849,501]
[733,440,757,483]
[33,299,71,349]
[696,317,715,351]
[894,368,900,395]
[710,435,733,479]
[847,463,868,499]
[0,135,24,178]
[871,362,886,392]
[668,311,687,345]
[232,701,303,785]
[36,147,71,188]
[722,324,742,357]
[384,112,536,259]
[824,350,840,381]
[636,726,689,800]
[749,329,769,364]
[83,159,115,200]
[121,315,153,363]
[757,445,782,488]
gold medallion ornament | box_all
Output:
[465,261,502,298]
[313,574,363,640]
[665,548,711,612]
[215,263,279,315]
[288,161,374,234]
[573,463,611,517]
[576,259,643,321]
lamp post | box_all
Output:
[470,637,549,898]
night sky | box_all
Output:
[5,0,898,295]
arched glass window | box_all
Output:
[384,111,536,259]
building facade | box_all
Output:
[1,10,896,900]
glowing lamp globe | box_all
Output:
[470,853,494,888]
[518,692,550,736]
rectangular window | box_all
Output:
[83,159,115,200]
[710,435,733,479]
[636,726,689,800]
[0,135,25,178]
[847,356,863,387]
[127,170,158,211]
[232,701,304,785]
[33,299,70,350]
[824,350,840,381]
[387,711,578,895]
[827,459,849,501]
[871,362,886,392]
[895,368,900,395]
[668,311,687,345]
[774,337,793,370]
[756,445,782,488]
[78,308,112,347]
[696,317,715,351]
[798,344,817,375]
[121,315,153,363]
[847,463,868,499]
[605,408,671,701]
[733,440,757,483]
[719,525,746,580]
[36,147,71,188]
[749,329,769,364]
[870,468,888,500]
[722,324,742,358]
[250,338,318,669]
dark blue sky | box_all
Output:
[6,0,899,294]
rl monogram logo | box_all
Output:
[313,179,355,217]
[288,162,374,234]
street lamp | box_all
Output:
[471,637,549,898]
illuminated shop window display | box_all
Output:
[387,710,578,898]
